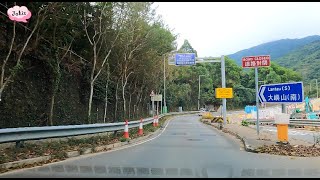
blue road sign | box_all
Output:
[258,82,304,103]
[175,53,196,66]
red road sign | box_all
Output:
[242,55,270,68]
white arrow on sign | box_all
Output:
[259,86,266,102]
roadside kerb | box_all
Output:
[0,112,185,172]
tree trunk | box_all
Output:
[88,82,94,123]
[121,71,133,120]
[49,94,55,126]
[128,93,132,119]
[114,80,119,122]
[103,82,108,123]
[122,80,126,119]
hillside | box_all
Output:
[228,35,320,65]
[273,40,320,82]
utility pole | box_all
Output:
[163,55,167,113]
[221,55,227,126]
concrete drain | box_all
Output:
[187,138,203,141]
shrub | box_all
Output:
[241,120,249,126]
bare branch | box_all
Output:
[83,9,93,45]
[60,38,75,60]
[1,21,16,88]
[57,47,89,63]
[93,28,121,82]
[16,9,43,66]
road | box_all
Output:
[2,115,320,178]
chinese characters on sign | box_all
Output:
[175,53,196,66]
[242,55,270,68]
[267,93,300,102]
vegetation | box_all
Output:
[0,2,304,128]
[241,120,249,126]
[228,35,320,66]
[0,2,176,127]
[273,40,320,97]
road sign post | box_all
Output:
[255,67,259,135]
[150,91,155,117]
[169,54,228,127]
[221,55,227,126]
[242,55,271,135]
[163,55,167,113]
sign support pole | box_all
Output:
[255,67,260,135]
[221,55,227,126]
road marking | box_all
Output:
[102,119,172,153]
[262,128,313,136]
[0,118,175,176]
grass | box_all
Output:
[0,115,172,167]
[0,113,184,174]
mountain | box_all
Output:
[273,40,320,82]
[228,35,320,65]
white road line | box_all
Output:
[0,118,175,176]
[100,119,172,153]
[263,128,312,136]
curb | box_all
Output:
[0,156,51,169]
[0,134,153,172]
[200,119,258,153]
[0,114,172,172]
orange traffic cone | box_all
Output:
[155,115,159,127]
[138,118,143,135]
[153,116,156,127]
[124,120,129,139]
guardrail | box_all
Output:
[246,118,320,127]
[0,111,199,146]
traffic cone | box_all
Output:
[138,118,143,135]
[124,120,129,139]
[155,115,159,127]
[153,116,156,127]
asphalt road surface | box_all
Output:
[2,115,320,178]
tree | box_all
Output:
[0,2,50,102]
[178,39,198,57]
[82,2,122,123]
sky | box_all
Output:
[153,2,320,57]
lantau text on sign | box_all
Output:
[259,82,304,103]
[215,88,233,98]
[242,55,270,68]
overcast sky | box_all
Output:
[153,2,320,57]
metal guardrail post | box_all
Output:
[0,111,199,145]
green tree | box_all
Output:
[178,39,198,57]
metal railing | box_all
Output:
[246,118,320,127]
[0,111,198,145]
